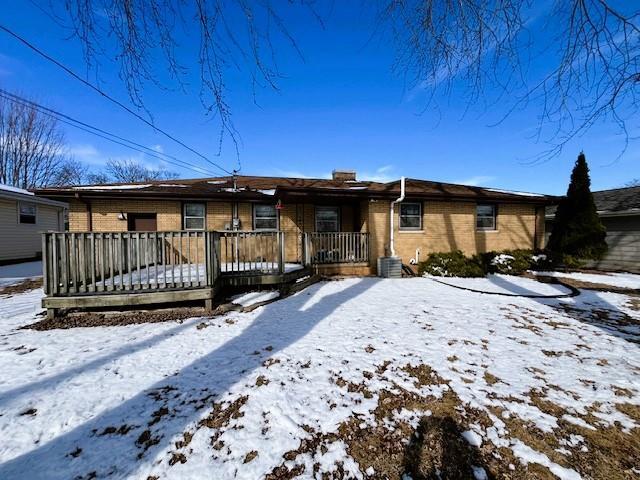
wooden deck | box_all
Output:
[41,230,369,317]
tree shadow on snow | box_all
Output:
[402,415,493,480]
[486,275,640,345]
[0,278,375,479]
[0,321,194,410]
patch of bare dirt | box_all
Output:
[263,364,640,479]
[23,307,210,330]
[0,278,42,295]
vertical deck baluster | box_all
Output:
[70,233,77,293]
[143,232,149,289]
[153,233,159,289]
[98,233,105,292]
[194,232,200,287]
[187,232,192,287]
[162,233,168,288]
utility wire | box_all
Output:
[0,88,216,176]
[0,90,220,178]
[0,23,235,176]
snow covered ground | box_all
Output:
[534,270,640,289]
[0,275,638,479]
[0,261,42,287]
[230,290,280,307]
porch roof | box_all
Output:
[33,175,558,204]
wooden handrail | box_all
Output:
[303,232,370,264]
[42,230,296,296]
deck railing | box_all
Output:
[42,230,370,297]
[219,231,286,275]
[42,231,216,296]
[303,232,370,264]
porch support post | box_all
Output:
[278,231,285,274]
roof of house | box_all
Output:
[33,175,557,204]
[0,184,68,208]
[546,185,640,218]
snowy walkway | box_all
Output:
[0,275,638,479]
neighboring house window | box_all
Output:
[183,202,205,230]
[476,204,497,230]
[399,202,422,230]
[254,204,278,230]
[18,202,36,224]
[316,206,340,232]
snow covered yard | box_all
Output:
[0,275,639,479]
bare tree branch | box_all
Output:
[0,94,74,188]
[383,0,640,160]
[49,0,318,160]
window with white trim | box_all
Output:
[183,202,205,230]
[476,204,497,230]
[315,206,339,232]
[18,202,36,224]
[253,204,278,230]
[399,202,422,230]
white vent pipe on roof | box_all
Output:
[389,176,405,257]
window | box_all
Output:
[399,202,422,230]
[476,204,497,230]
[183,202,205,230]
[18,202,36,224]
[316,206,339,232]
[254,204,278,230]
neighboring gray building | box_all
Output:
[546,186,640,272]
[0,184,67,264]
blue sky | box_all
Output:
[1,2,637,195]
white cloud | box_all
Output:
[359,165,397,183]
[68,143,179,174]
[450,175,496,187]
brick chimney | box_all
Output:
[332,169,356,181]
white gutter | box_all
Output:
[389,176,406,257]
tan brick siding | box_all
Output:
[66,197,543,272]
[369,199,540,266]
[90,199,181,231]
[207,201,232,230]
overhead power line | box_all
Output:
[0,23,235,176]
[0,89,220,177]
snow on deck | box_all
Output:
[534,270,640,289]
[80,262,304,289]
[0,277,638,479]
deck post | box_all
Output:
[46,308,57,320]
[204,298,214,311]
[278,231,285,274]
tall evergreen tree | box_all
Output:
[548,152,607,261]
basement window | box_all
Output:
[18,202,36,224]
[476,204,497,230]
[254,204,278,230]
[183,202,205,230]
[399,202,422,230]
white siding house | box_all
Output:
[0,184,67,264]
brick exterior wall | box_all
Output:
[207,201,232,230]
[67,197,545,272]
[367,199,544,266]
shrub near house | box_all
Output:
[418,249,551,277]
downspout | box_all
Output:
[389,176,405,257]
